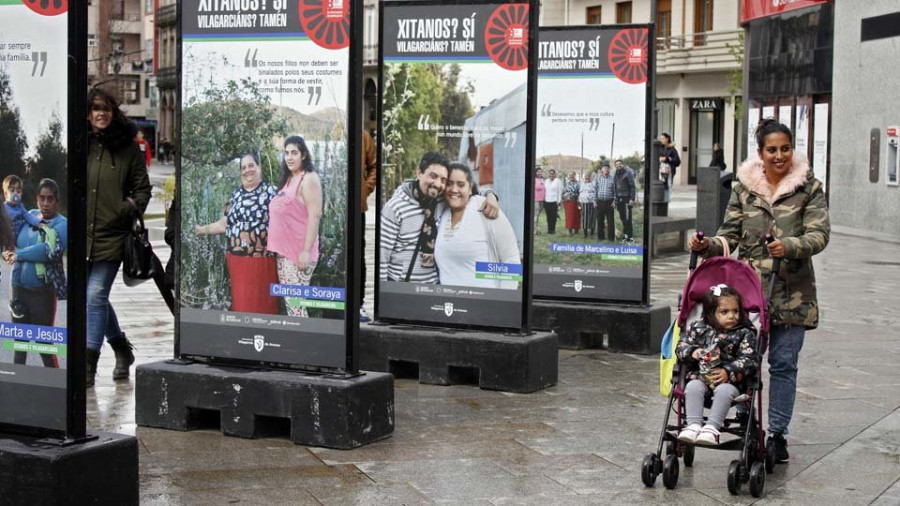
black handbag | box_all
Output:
[122,213,176,314]
[123,214,155,284]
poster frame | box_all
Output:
[373,0,538,334]
[531,24,654,307]
[174,1,363,374]
[0,2,88,440]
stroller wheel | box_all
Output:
[666,440,677,456]
[727,460,744,495]
[682,443,695,467]
[641,453,660,487]
[765,438,777,474]
[749,461,766,497]
[662,454,680,489]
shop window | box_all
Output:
[658,0,672,49]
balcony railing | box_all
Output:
[656,30,742,74]
[110,12,141,22]
[157,4,177,27]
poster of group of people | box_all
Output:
[0,1,70,431]
[377,0,534,329]
[179,1,354,370]
[533,26,651,303]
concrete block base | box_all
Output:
[360,324,558,393]
[0,431,138,505]
[135,361,394,450]
[533,300,671,353]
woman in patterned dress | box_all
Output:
[195,153,280,314]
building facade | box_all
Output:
[87,0,158,144]
[830,0,900,236]
[155,0,177,152]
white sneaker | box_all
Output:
[695,425,721,446]
[677,424,702,444]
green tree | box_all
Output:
[438,64,474,154]
[180,77,289,310]
[0,68,28,181]
[25,113,67,213]
[382,63,443,196]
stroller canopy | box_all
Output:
[677,257,769,333]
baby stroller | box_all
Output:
[641,234,780,497]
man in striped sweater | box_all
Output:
[380,152,500,283]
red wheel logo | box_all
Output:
[23,0,68,16]
[299,0,350,50]
[607,28,648,84]
[484,4,529,71]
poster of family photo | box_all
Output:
[532,26,651,302]
[377,1,535,329]
[178,1,355,369]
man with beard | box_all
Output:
[380,152,500,283]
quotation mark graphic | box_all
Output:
[504,131,518,148]
[417,114,431,130]
[31,52,48,77]
[541,103,552,117]
[307,86,322,105]
[244,48,259,67]
[588,117,600,131]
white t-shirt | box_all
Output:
[544,178,564,203]
[434,201,494,288]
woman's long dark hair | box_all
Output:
[87,87,137,152]
[278,135,315,190]
[0,204,14,250]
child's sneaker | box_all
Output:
[696,425,721,446]
[677,424,702,444]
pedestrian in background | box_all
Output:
[359,130,377,322]
[710,142,727,171]
[562,172,581,236]
[85,88,152,387]
[659,133,680,202]
[578,172,597,238]
[613,159,636,243]
[689,118,830,463]
[135,130,152,170]
[533,167,545,235]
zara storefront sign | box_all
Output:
[690,98,723,111]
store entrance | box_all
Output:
[689,100,724,184]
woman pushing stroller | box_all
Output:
[689,118,830,462]
[676,284,758,446]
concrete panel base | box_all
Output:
[0,431,138,505]
[135,361,394,450]
[533,300,671,353]
[360,324,558,393]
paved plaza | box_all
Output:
[85,182,900,505]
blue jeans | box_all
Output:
[87,261,125,352]
[768,325,806,436]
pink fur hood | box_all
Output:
[736,154,812,205]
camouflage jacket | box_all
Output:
[706,155,830,328]
[676,320,758,386]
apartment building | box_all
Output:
[155,0,177,148]
[88,0,158,144]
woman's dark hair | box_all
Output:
[37,178,60,201]
[239,153,260,167]
[87,87,137,152]
[702,284,746,331]
[0,200,13,250]
[279,135,315,189]
[754,118,793,150]
[660,133,672,143]
[447,162,479,195]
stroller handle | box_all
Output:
[688,231,704,271]
[766,234,781,302]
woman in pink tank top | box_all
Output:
[267,135,323,317]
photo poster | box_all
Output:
[0,0,73,433]
[178,0,360,371]
[376,0,537,330]
[813,102,829,193]
[533,26,651,303]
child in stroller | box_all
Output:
[675,284,758,446]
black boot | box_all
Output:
[86,349,100,388]
[109,335,135,380]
